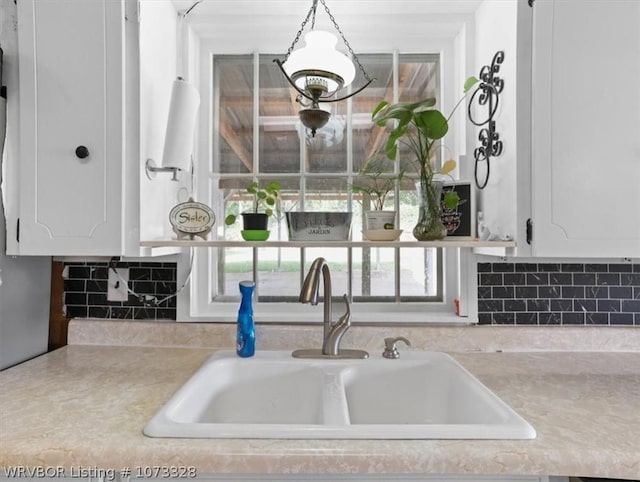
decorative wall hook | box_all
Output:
[468,51,505,190]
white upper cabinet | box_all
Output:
[530,0,640,257]
[10,0,146,256]
[10,0,188,256]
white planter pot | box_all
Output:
[364,210,397,230]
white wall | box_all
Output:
[139,0,191,243]
[471,0,519,243]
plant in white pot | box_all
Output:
[224,181,281,241]
[372,76,478,241]
[349,152,405,241]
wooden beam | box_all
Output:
[219,117,253,172]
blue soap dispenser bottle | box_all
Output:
[236,280,256,357]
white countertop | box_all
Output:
[1,321,639,479]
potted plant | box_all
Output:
[225,180,281,240]
[349,152,405,238]
[371,76,478,240]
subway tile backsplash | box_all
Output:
[63,261,639,326]
[478,262,640,326]
[63,261,177,320]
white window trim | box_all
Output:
[176,30,479,324]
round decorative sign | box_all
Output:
[169,200,215,240]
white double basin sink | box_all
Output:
[144,350,536,440]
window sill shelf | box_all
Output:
[140,239,516,249]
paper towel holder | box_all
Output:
[145,76,199,182]
[145,158,184,181]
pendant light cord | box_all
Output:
[283,1,318,61]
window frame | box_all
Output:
[177,43,479,324]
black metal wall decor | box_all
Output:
[468,51,505,190]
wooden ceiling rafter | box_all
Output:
[218,61,439,174]
[219,117,253,172]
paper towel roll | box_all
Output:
[162,78,200,171]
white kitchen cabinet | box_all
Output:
[529,0,640,257]
[475,0,640,259]
[10,0,139,256]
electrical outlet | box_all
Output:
[107,268,129,302]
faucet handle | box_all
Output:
[382,336,411,359]
[341,294,350,318]
[334,295,351,331]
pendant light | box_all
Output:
[274,0,374,136]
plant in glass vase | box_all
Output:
[371,77,478,240]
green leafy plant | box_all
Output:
[224,180,282,225]
[349,152,405,211]
[371,76,479,210]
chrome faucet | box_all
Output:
[293,257,368,359]
[324,294,351,356]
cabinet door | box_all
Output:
[531,0,640,258]
[16,0,125,255]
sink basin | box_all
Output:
[144,350,536,440]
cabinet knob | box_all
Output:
[75,146,90,159]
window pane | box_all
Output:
[258,55,300,174]
[398,54,440,101]
[303,247,350,301]
[302,177,349,212]
[214,246,254,299]
[213,246,302,301]
[352,54,393,174]
[397,54,440,174]
[352,247,397,299]
[351,201,365,242]
[399,178,420,241]
[399,248,441,298]
[256,247,301,301]
[306,105,348,173]
[216,56,254,174]
[210,52,447,310]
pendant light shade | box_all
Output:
[283,31,356,95]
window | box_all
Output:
[190,51,467,322]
